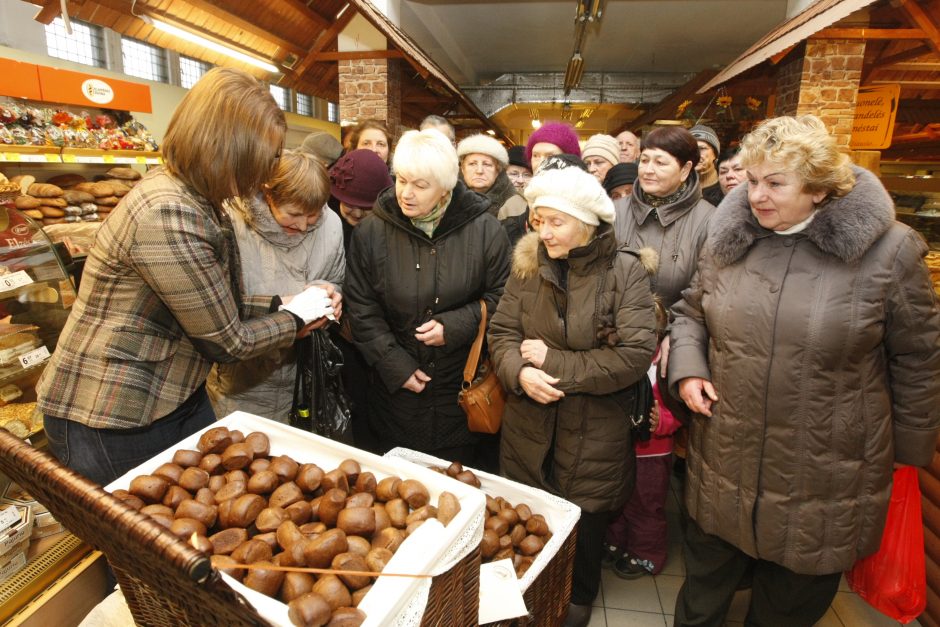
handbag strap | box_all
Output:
[462,299,487,389]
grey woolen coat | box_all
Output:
[668,167,940,575]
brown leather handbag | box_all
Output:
[458,300,506,434]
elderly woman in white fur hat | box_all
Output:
[457,133,528,220]
[488,164,658,627]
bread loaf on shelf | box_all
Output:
[26,183,63,198]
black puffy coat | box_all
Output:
[345,181,512,452]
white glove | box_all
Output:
[279,286,334,324]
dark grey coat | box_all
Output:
[345,182,511,451]
[668,167,940,574]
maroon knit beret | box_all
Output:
[329,149,393,207]
[525,122,581,165]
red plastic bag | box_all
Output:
[846,466,926,624]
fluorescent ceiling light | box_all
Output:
[531,119,542,129]
[148,18,279,74]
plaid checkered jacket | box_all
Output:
[37,169,297,429]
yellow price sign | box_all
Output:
[103,154,116,163]
[45,153,60,162]
[63,154,77,163]
[5,152,21,162]
[136,156,146,164]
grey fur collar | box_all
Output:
[709,166,894,266]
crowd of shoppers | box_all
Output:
[36,65,940,627]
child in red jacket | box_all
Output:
[604,352,681,578]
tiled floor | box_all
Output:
[585,478,922,627]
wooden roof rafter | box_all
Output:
[281,4,356,90]
[895,0,940,56]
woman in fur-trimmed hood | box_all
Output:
[667,115,940,626]
[488,164,657,626]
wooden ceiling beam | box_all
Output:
[278,0,330,31]
[176,0,306,57]
[284,5,356,88]
[870,43,934,68]
[312,50,404,61]
[895,0,940,56]
[813,28,926,39]
[33,0,62,24]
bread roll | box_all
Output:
[107,166,142,180]
[40,206,66,218]
[95,195,119,207]
[39,197,67,208]
[22,209,44,220]
[74,182,114,198]
[62,189,96,205]
[14,195,41,210]
[27,183,63,198]
[46,173,87,188]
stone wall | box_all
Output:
[338,58,402,139]
[773,39,864,147]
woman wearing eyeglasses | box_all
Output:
[207,149,345,421]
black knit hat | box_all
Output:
[603,162,638,195]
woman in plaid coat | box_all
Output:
[37,69,328,485]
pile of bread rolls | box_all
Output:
[113,427,462,627]
[433,462,552,579]
[8,167,140,226]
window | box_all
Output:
[179,56,211,89]
[44,18,105,68]
[328,102,339,123]
[269,85,289,111]
[121,37,168,82]
[296,93,312,117]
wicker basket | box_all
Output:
[385,448,579,627]
[0,428,267,627]
[0,425,483,626]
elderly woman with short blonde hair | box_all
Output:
[345,129,511,462]
[669,115,940,626]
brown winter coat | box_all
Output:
[613,170,713,309]
[489,226,658,513]
[668,167,940,575]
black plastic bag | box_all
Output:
[289,329,352,442]
[617,375,655,442]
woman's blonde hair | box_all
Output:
[740,115,855,198]
[392,129,459,191]
[266,150,329,214]
[162,67,286,209]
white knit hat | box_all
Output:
[456,134,509,168]
[524,166,615,226]
[581,134,620,167]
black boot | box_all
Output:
[562,603,593,627]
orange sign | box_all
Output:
[36,65,152,113]
[850,84,900,150]
[0,58,42,100]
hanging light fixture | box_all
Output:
[563,53,585,92]
[141,16,279,73]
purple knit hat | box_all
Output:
[525,122,581,165]
[329,149,393,207]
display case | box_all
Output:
[0,189,75,437]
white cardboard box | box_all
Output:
[385,448,581,595]
[105,412,486,627]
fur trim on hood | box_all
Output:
[710,166,894,267]
[511,230,659,280]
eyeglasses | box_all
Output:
[507,171,533,181]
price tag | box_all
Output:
[0,271,33,292]
[135,156,147,164]
[0,507,19,532]
[4,152,21,162]
[62,153,76,163]
[18,345,50,369]
[114,157,136,164]
[103,154,116,164]
[45,153,60,162]
[76,155,102,163]
[20,154,46,163]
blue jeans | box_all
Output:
[44,384,216,486]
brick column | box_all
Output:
[773,39,865,147]
[338,58,402,139]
